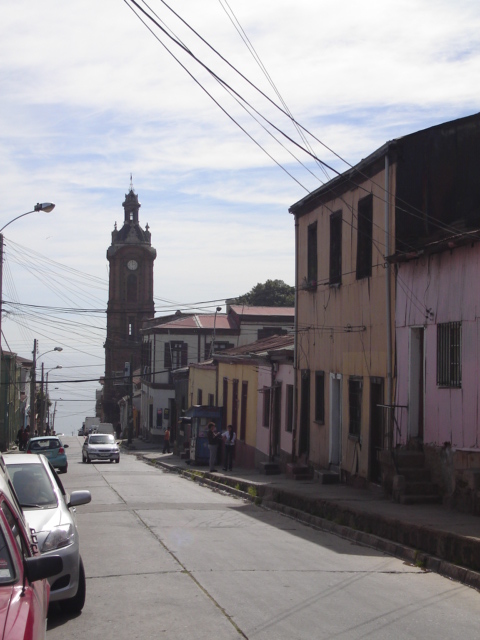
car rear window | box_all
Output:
[89,435,115,444]
[7,464,57,509]
[29,439,61,451]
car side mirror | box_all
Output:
[68,490,92,508]
[24,555,63,582]
[64,444,69,448]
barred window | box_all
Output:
[437,322,461,388]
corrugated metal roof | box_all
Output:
[144,306,295,333]
[153,313,233,330]
[219,333,294,356]
[229,305,294,317]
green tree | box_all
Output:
[229,279,294,307]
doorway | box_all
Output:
[409,327,425,441]
[272,383,281,458]
[299,370,310,458]
[329,374,342,467]
[369,378,384,483]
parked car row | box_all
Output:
[0,435,95,637]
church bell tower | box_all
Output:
[103,181,156,424]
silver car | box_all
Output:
[82,433,120,463]
[4,453,91,613]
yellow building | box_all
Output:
[289,144,395,484]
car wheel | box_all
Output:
[82,454,86,463]
[59,465,68,474]
[116,458,120,464]
[86,455,91,464]
[61,557,86,614]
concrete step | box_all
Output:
[399,468,431,482]
[286,463,313,481]
[394,451,425,468]
[314,469,340,485]
[399,494,443,505]
[403,481,440,496]
[260,461,281,475]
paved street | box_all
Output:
[47,436,480,639]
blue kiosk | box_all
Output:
[185,405,223,465]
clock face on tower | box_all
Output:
[127,259,138,271]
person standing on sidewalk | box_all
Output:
[207,422,221,472]
[163,427,171,454]
[16,426,25,451]
[223,424,236,471]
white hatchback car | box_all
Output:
[82,433,120,464]
[4,454,91,613]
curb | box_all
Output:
[133,451,480,591]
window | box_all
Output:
[329,211,342,285]
[258,327,287,340]
[204,341,234,359]
[307,222,318,287]
[356,194,373,280]
[197,389,203,405]
[263,387,271,428]
[286,384,294,432]
[315,371,325,423]
[348,377,363,438]
[164,341,187,369]
[127,274,137,302]
[207,393,214,406]
[437,322,462,388]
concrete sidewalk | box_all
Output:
[122,439,480,591]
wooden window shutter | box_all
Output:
[164,343,172,369]
[181,342,188,366]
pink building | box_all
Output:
[392,239,480,509]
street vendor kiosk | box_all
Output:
[186,405,223,465]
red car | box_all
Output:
[0,456,62,639]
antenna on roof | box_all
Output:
[130,173,134,192]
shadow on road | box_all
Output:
[47,603,82,629]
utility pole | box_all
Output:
[52,401,57,433]
[30,339,37,433]
[40,362,45,435]
[127,360,133,444]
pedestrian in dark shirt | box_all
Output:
[16,427,24,451]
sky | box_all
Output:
[1,0,479,433]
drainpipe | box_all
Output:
[385,152,393,450]
[292,214,299,463]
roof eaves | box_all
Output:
[289,140,395,217]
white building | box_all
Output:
[140,306,294,442]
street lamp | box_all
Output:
[209,307,222,359]
[0,203,55,450]
[0,203,56,349]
